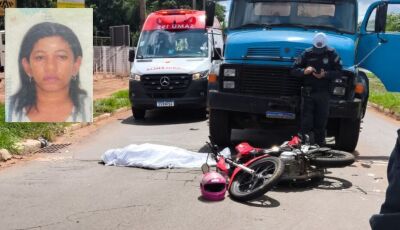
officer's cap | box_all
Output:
[313,33,327,48]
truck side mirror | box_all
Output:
[212,47,222,61]
[205,0,216,27]
[375,3,388,33]
[128,49,135,62]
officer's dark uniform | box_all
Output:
[292,46,342,145]
[370,129,400,229]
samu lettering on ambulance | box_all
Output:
[146,66,182,71]
[157,24,194,30]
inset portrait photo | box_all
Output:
[5,8,93,122]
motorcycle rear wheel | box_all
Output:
[229,157,284,202]
[309,149,355,168]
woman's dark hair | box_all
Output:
[11,22,86,114]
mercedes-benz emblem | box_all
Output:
[160,76,170,86]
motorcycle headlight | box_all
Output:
[223,68,236,77]
[129,74,141,81]
[192,70,209,80]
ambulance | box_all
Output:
[128,9,223,120]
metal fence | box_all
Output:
[93,46,131,76]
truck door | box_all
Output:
[357,1,400,92]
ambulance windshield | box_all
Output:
[136,29,208,59]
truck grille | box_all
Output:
[141,74,191,98]
[246,47,280,57]
[238,67,302,96]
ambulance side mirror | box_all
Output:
[128,49,135,62]
[375,3,388,33]
[212,47,222,61]
[205,1,216,27]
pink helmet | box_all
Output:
[200,172,227,201]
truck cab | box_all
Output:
[206,0,400,151]
[129,9,223,119]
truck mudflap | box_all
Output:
[208,91,298,115]
[329,98,363,119]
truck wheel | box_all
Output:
[335,118,361,152]
[132,107,145,120]
[209,109,231,147]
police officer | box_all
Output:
[370,130,400,229]
[292,33,342,146]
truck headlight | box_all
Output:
[130,74,141,81]
[192,70,209,80]
[333,87,346,96]
[223,68,236,77]
[223,81,235,89]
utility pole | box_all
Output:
[193,0,196,10]
[139,0,146,29]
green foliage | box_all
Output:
[368,74,400,114]
[93,90,130,117]
[386,13,400,32]
[87,0,141,37]
[215,3,226,25]
[0,104,66,152]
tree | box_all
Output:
[386,13,400,32]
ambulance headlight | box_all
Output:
[192,70,209,80]
[223,68,236,77]
[130,74,141,81]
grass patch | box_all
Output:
[368,73,400,114]
[0,89,130,153]
[93,90,130,117]
[0,104,67,153]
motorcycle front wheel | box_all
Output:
[229,157,284,202]
[309,149,355,168]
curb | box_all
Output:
[11,106,130,155]
[368,102,400,121]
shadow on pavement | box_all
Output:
[235,195,281,208]
[197,196,226,203]
[274,176,353,193]
[356,155,390,161]
[121,108,208,126]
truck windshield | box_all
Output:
[136,29,209,59]
[229,0,356,34]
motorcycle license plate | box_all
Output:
[266,111,295,120]
[156,100,175,107]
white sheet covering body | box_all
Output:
[101,143,231,169]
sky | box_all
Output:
[216,0,392,23]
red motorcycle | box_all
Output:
[202,135,355,202]
[202,141,285,202]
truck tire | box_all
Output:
[209,109,231,147]
[335,118,361,152]
[309,149,355,168]
[132,107,145,120]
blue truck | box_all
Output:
[205,0,400,151]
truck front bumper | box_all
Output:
[329,98,363,119]
[208,91,363,119]
[208,91,299,114]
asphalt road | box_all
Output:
[0,107,398,230]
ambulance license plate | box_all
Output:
[156,100,175,107]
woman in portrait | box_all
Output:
[7,22,91,122]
